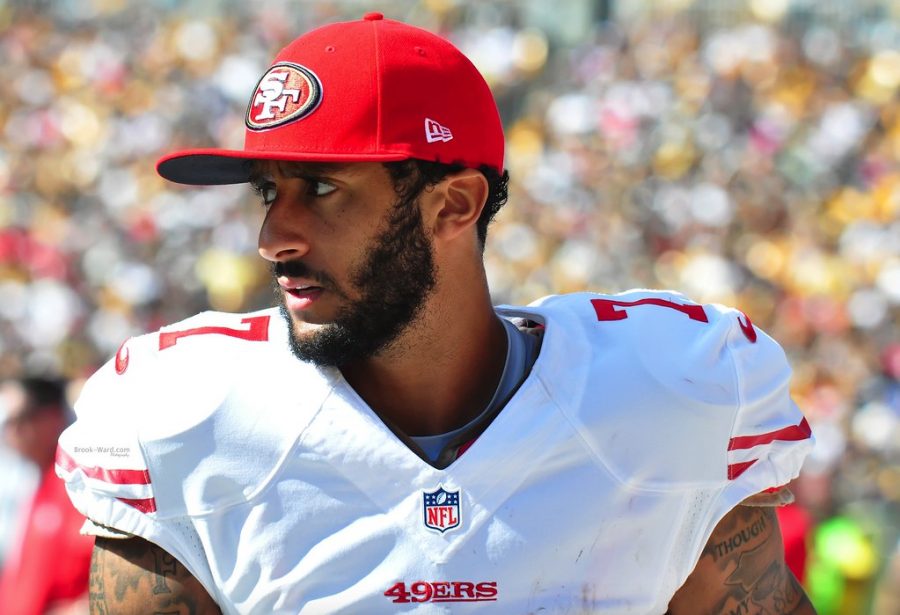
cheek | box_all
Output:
[338,240,374,290]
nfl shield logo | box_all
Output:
[423,485,461,534]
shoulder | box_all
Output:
[67,307,287,440]
[512,290,812,492]
[57,307,331,520]
[525,288,756,349]
[519,289,772,403]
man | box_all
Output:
[57,13,815,614]
[1,377,93,615]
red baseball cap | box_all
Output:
[156,12,504,185]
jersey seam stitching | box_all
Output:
[168,384,335,519]
[534,369,674,495]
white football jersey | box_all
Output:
[57,290,812,614]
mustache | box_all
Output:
[271,260,334,288]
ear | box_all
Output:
[428,169,489,243]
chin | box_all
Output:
[290,317,328,337]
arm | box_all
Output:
[89,537,221,615]
[668,504,816,615]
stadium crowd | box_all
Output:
[0,0,897,612]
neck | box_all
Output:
[340,265,506,437]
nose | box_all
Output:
[258,198,311,263]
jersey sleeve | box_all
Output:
[56,333,160,528]
[682,301,814,597]
[55,331,220,604]
[715,304,813,502]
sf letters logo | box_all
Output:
[253,71,300,121]
[246,63,322,129]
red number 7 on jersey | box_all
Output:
[158,315,270,350]
[591,298,708,323]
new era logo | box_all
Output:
[425,118,453,143]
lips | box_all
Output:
[278,277,324,310]
[287,286,322,299]
[286,284,321,295]
[277,276,319,292]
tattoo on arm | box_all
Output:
[90,537,221,615]
[669,506,816,615]
[89,547,109,615]
[153,549,179,595]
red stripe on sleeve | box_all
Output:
[116,497,158,514]
[55,446,75,471]
[728,417,811,452]
[727,459,758,480]
[56,447,152,485]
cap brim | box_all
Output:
[156,148,412,186]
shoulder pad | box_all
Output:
[519,290,812,491]
[59,308,333,518]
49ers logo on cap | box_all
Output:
[246,62,322,130]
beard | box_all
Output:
[275,192,437,367]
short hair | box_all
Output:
[383,160,510,249]
[15,377,67,420]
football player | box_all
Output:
[58,13,815,614]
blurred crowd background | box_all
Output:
[0,0,898,612]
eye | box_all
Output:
[306,179,337,197]
[252,182,277,207]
